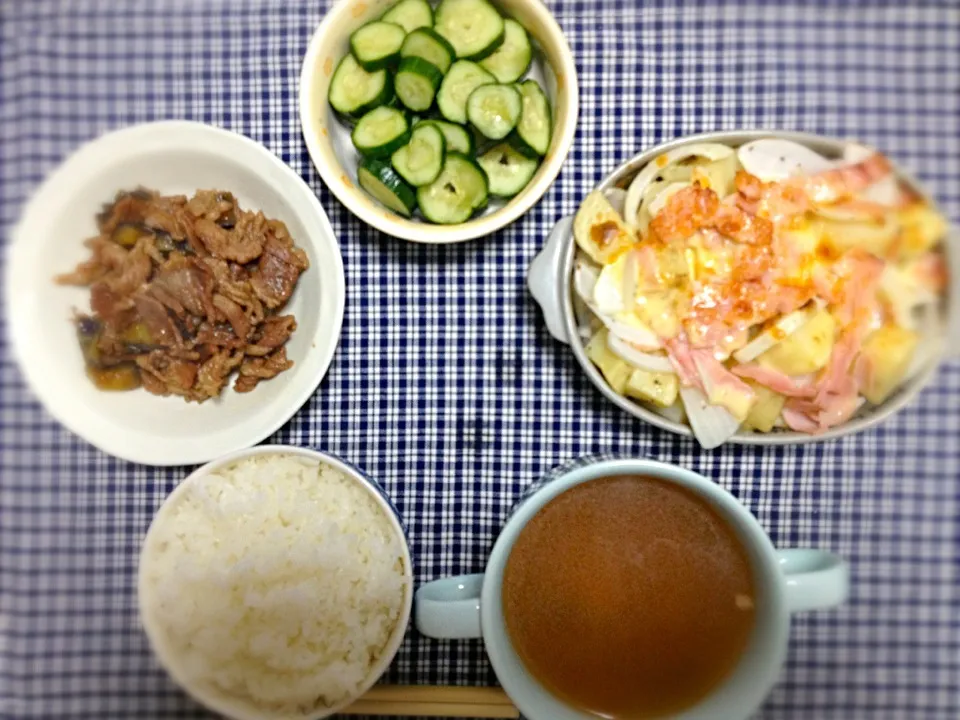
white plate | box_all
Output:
[6,121,345,466]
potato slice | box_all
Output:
[860,325,919,404]
[896,203,948,259]
[574,191,635,265]
[741,381,787,433]
[625,368,679,407]
[818,215,899,258]
[692,152,739,198]
[758,309,836,375]
[585,328,633,394]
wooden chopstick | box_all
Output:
[341,685,519,718]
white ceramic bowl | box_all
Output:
[138,445,414,720]
[529,130,960,445]
[299,0,578,243]
[6,121,346,466]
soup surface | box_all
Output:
[502,475,756,719]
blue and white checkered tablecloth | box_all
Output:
[1,0,958,718]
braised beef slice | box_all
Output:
[98,192,156,233]
[246,315,296,356]
[202,257,265,324]
[212,293,250,340]
[104,237,153,297]
[250,235,308,309]
[195,322,245,349]
[194,349,244,399]
[194,214,265,264]
[144,207,191,242]
[136,350,198,398]
[152,255,216,318]
[234,347,293,393]
[56,237,130,286]
[133,293,181,347]
[90,283,135,323]
[186,190,235,224]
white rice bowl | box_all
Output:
[138,451,410,719]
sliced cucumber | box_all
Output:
[479,18,533,83]
[395,57,444,112]
[435,0,505,61]
[381,0,433,33]
[391,124,446,186]
[400,27,456,74]
[437,60,495,124]
[477,143,539,197]
[349,21,407,71]
[467,84,521,140]
[416,119,475,155]
[328,54,393,119]
[351,106,411,157]
[418,152,489,223]
[509,79,552,157]
[358,156,417,217]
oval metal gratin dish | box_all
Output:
[529,130,960,446]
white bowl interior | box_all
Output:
[8,123,344,464]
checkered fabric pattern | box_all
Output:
[1,0,958,718]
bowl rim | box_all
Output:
[136,445,415,720]
[4,120,346,465]
[561,129,951,446]
[298,0,579,244]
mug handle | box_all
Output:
[415,574,484,640]
[777,549,850,613]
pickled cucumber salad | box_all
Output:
[573,138,949,447]
[328,0,552,224]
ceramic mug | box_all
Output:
[415,456,849,720]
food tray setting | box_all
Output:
[1,1,959,720]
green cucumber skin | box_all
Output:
[358,156,417,216]
[400,28,456,74]
[510,80,552,157]
[351,107,411,157]
[391,125,446,187]
[329,56,395,120]
[380,0,434,33]
[395,57,444,112]
[349,21,406,72]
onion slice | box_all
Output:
[679,386,741,449]
[843,143,901,206]
[607,333,675,372]
[624,143,734,229]
[737,138,833,182]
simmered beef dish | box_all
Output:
[57,189,308,401]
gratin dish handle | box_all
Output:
[527,215,574,345]
[777,549,849,613]
[415,574,484,640]
[946,224,960,358]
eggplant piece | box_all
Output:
[111,222,148,248]
[153,230,176,253]
[76,315,104,367]
[86,363,141,391]
[153,230,194,256]
[120,321,154,346]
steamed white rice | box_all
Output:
[139,454,408,717]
